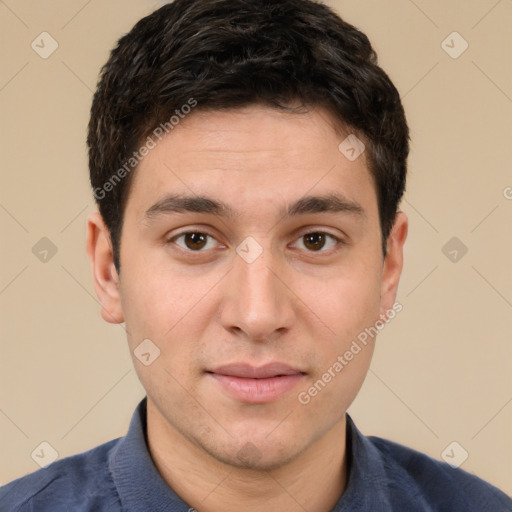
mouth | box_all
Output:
[206,362,306,404]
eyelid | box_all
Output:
[293,225,345,239]
[289,231,344,253]
[167,230,222,251]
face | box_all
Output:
[88,105,407,470]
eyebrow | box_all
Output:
[143,192,365,221]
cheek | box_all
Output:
[296,272,379,414]
[293,256,382,409]
[304,262,382,344]
[119,254,218,382]
[120,253,200,335]
[120,263,205,401]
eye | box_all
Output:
[292,232,341,252]
[170,231,219,251]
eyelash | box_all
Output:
[167,230,344,255]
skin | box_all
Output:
[86,105,408,512]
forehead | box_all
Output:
[125,105,377,222]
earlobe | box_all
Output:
[380,211,408,317]
[86,212,125,324]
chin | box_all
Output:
[202,433,309,471]
[218,447,300,471]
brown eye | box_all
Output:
[303,233,327,251]
[172,232,217,251]
[293,232,340,252]
[184,232,207,250]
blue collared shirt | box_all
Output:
[1,398,510,511]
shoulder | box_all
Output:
[0,438,122,512]
[368,435,512,511]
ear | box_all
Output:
[379,211,408,317]
[86,211,124,324]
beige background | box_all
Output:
[1,0,511,496]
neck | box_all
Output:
[146,400,348,512]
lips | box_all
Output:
[209,362,303,379]
[207,362,305,403]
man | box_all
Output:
[1,0,510,510]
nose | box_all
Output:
[220,245,295,342]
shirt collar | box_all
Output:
[108,398,191,511]
[109,397,390,511]
[332,414,392,511]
